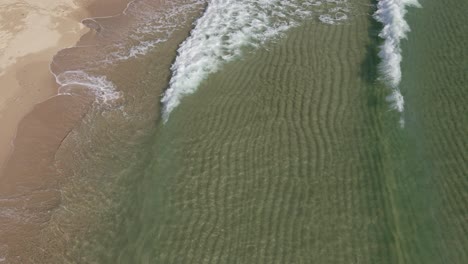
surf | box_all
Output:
[49,0,205,109]
[161,0,351,121]
[373,0,421,122]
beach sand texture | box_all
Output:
[0,1,205,262]
[0,0,87,169]
[0,0,129,170]
[0,0,131,262]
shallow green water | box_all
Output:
[388,0,467,262]
[107,0,468,263]
[45,0,467,263]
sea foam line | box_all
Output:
[56,70,121,105]
[50,1,206,108]
[161,0,350,121]
[373,0,420,118]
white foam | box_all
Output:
[319,11,348,25]
[56,70,121,104]
[71,1,205,65]
[108,39,166,61]
[113,0,205,60]
[162,0,351,121]
[48,1,206,111]
[373,0,421,113]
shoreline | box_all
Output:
[0,0,206,261]
[0,0,132,262]
[0,0,130,171]
[0,0,85,170]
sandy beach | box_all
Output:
[0,1,130,262]
[0,0,129,171]
[0,0,85,170]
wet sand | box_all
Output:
[0,0,129,171]
[0,0,131,262]
[1,0,82,170]
[0,0,206,261]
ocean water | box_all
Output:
[161,0,351,119]
[1,0,466,263]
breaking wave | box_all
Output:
[161,0,350,121]
[373,0,421,117]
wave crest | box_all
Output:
[161,0,350,121]
[373,0,421,114]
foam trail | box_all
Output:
[162,0,350,121]
[49,1,207,109]
[56,70,121,105]
[373,0,420,121]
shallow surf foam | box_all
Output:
[49,0,206,108]
[55,70,121,105]
[319,1,351,25]
[108,0,205,61]
[373,0,421,116]
[161,0,350,121]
